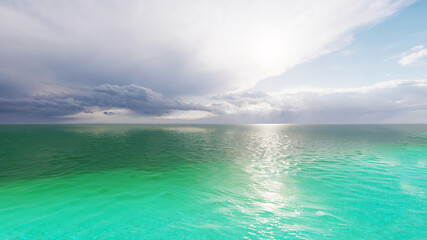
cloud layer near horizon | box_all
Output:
[208,79,427,123]
[1,80,426,123]
[0,84,207,123]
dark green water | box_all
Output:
[0,124,426,239]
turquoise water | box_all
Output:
[0,124,426,239]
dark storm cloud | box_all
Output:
[0,84,208,122]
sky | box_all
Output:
[0,0,426,124]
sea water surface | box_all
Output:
[0,124,426,239]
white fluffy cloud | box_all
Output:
[207,80,427,123]
[399,45,427,66]
[0,0,413,96]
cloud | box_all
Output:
[207,80,427,123]
[103,111,115,116]
[0,0,413,96]
[157,110,216,120]
[0,84,209,123]
[0,1,420,123]
[1,80,426,123]
[398,45,427,66]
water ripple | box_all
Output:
[0,124,426,239]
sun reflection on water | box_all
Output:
[236,125,302,236]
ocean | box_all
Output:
[0,124,426,239]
